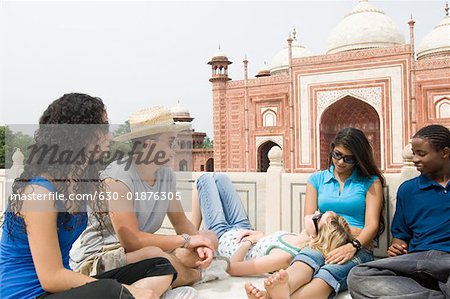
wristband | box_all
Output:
[351,239,362,251]
[242,239,254,246]
[181,233,191,248]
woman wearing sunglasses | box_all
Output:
[246,127,384,299]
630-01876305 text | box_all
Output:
[10,191,182,201]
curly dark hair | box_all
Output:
[6,93,109,233]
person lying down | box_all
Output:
[191,174,353,277]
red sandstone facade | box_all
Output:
[209,1,450,173]
[172,104,214,172]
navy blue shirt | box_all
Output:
[392,175,450,253]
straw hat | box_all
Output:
[114,106,191,142]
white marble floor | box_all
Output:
[193,276,352,299]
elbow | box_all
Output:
[40,281,54,293]
[39,273,63,293]
[227,266,241,277]
[116,228,142,252]
[122,238,142,252]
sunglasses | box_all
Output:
[312,213,324,236]
[331,150,356,164]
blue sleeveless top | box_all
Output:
[308,166,378,229]
[0,177,88,299]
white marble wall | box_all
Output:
[1,146,419,257]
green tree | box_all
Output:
[0,126,6,168]
[0,126,34,168]
[113,121,130,137]
[203,136,214,149]
[106,121,132,167]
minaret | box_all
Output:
[243,56,250,171]
[208,46,232,171]
[408,15,417,134]
[208,45,233,82]
[288,30,294,172]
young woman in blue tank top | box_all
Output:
[0,94,176,299]
[246,127,385,299]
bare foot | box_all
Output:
[264,269,290,299]
[245,282,268,299]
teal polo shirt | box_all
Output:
[392,175,450,253]
[308,166,378,229]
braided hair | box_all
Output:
[413,124,450,151]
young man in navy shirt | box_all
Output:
[348,124,450,299]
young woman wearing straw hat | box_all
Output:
[70,106,223,289]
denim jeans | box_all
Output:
[291,246,374,299]
[348,250,450,299]
[196,174,253,238]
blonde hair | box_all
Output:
[309,215,353,256]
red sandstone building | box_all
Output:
[209,0,450,173]
[171,103,214,172]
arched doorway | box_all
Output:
[319,96,381,169]
[206,158,214,172]
[257,141,280,172]
[179,160,188,171]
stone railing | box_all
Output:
[1,146,419,257]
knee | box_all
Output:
[213,173,230,185]
[90,279,124,295]
[139,246,165,260]
[172,248,192,262]
[196,173,214,189]
[347,265,366,287]
[200,230,219,250]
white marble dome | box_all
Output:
[269,40,313,74]
[210,49,228,61]
[327,0,405,54]
[256,62,271,77]
[417,15,450,60]
[170,102,190,117]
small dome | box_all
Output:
[327,0,405,54]
[256,62,271,77]
[211,50,227,59]
[170,102,191,118]
[208,47,233,66]
[417,15,450,60]
[209,45,232,63]
[269,40,313,74]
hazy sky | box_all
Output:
[0,1,446,137]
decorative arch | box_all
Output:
[206,158,214,172]
[257,141,281,172]
[255,135,283,150]
[436,98,450,118]
[262,109,277,127]
[179,160,188,171]
[319,96,381,170]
